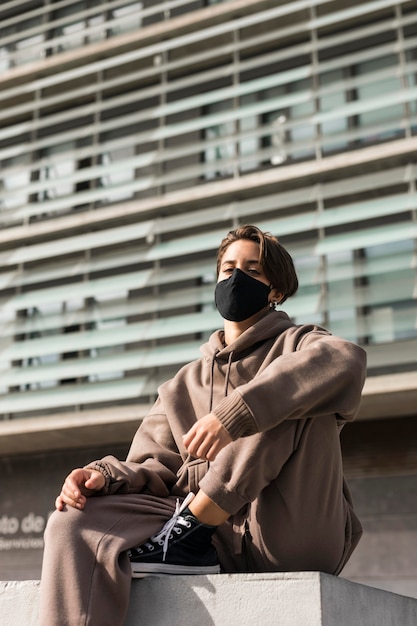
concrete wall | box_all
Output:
[2,573,417,626]
[333,416,417,598]
[341,474,417,599]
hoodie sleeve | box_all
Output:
[212,332,367,439]
[85,399,183,496]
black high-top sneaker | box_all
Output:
[129,493,221,577]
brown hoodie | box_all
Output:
[88,310,366,572]
[90,310,366,492]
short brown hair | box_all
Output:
[216,224,298,303]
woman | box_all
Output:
[40,225,366,626]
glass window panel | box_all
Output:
[365,239,415,258]
[111,3,143,36]
[88,14,106,44]
[0,156,30,212]
[357,56,404,138]
[360,240,417,344]
[261,84,287,163]
[326,250,357,340]
[61,21,85,50]
[93,290,128,330]
[405,50,417,115]
[204,100,236,179]
[239,93,259,172]
[263,78,315,161]
[100,145,136,201]
[0,46,10,72]
[270,114,288,165]
[38,143,76,200]
[14,303,61,391]
[390,303,417,341]
[15,34,45,65]
[287,78,315,160]
[320,69,349,154]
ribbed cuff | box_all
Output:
[84,461,111,494]
[213,392,258,440]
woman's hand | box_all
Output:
[183,413,233,461]
[55,468,106,511]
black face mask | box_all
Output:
[214,268,271,322]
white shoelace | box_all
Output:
[150,492,196,562]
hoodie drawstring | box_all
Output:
[208,350,217,413]
[209,349,234,413]
[224,350,234,399]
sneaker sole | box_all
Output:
[131,563,221,578]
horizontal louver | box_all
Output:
[0,0,416,420]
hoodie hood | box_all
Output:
[200,310,295,362]
[200,310,297,412]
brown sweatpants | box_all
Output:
[40,416,361,626]
[40,494,180,626]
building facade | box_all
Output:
[1,0,417,595]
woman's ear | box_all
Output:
[269,288,284,305]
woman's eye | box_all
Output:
[248,268,260,275]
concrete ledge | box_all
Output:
[2,573,417,625]
[0,580,40,626]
